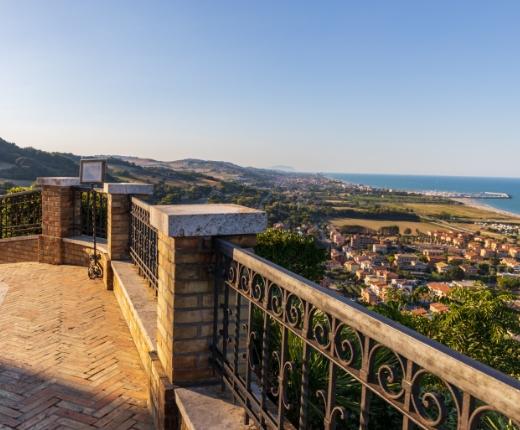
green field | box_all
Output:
[394,202,519,221]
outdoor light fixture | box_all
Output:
[80,158,107,185]
[79,158,107,280]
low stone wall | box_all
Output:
[111,261,175,430]
[150,352,176,430]
[112,261,157,375]
[61,238,107,266]
[61,237,111,288]
[0,236,40,263]
[175,386,252,430]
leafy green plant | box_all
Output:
[255,228,327,282]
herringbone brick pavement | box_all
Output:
[0,263,154,430]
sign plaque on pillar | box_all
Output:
[79,159,107,280]
[80,159,107,185]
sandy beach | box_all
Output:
[453,198,520,220]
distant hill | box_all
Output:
[114,156,306,183]
[270,165,295,172]
[0,138,317,191]
[116,156,253,180]
[0,137,78,179]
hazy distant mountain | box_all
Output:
[270,165,295,172]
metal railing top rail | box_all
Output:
[215,238,520,424]
[72,185,106,192]
[0,189,41,199]
[131,196,151,210]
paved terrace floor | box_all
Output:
[0,263,153,430]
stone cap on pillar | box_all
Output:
[103,183,153,195]
[36,177,80,187]
[150,204,267,237]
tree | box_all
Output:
[478,263,490,276]
[255,228,327,282]
[372,286,520,378]
[429,287,520,377]
[7,185,32,194]
[497,276,520,291]
[446,266,464,281]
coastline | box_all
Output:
[329,173,520,220]
[452,198,520,220]
[330,173,520,214]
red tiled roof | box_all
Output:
[427,282,451,294]
[430,302,449,313]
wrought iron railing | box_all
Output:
[130,198,158,291]
[74,188,108,239]
[0,190,42,238]
[212,239,520,430]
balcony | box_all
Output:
[0,262,153,429]
[0,178,519,430]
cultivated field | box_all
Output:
[394,202,519,222]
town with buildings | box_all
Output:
[317,224,520,316]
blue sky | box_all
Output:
[1,1,519,177]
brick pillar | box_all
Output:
[107,194,131,260]
[151,204,267,386]
[37,178,80,265]
[104,183,153,290]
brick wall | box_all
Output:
[108,194,131,260]
[0,236,39,263]
[61,240,110,288]
[61,240,107,267]
[149,352,176,430]
[41,186,75,238]
[39,185,76,265]
[157,232,175,385]
[156,233,257,386]
[170,236,216,384]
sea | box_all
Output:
[327,173,520,217]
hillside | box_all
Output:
[114,155,305,184]
[0,138,315,193]
[0,139,220,184]
[0,137,78,179]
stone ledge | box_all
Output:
[0,235,40,243]
[37,177,80,187]
[63,235,108,254]
[175,385,254,430]
[150,204,267,237]
[103,182,153,195]
[111,261,157,351]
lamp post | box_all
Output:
[79,158,107,280]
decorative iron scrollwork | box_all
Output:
[309,308,332,350]
[316,389,346,428]
[285,294,304,330]
[211,240,520,430]
[268,283,284,317]
[334,323,363,368]
[369,344,405,400]
[410,370,458,428]
[251,273,265,303]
